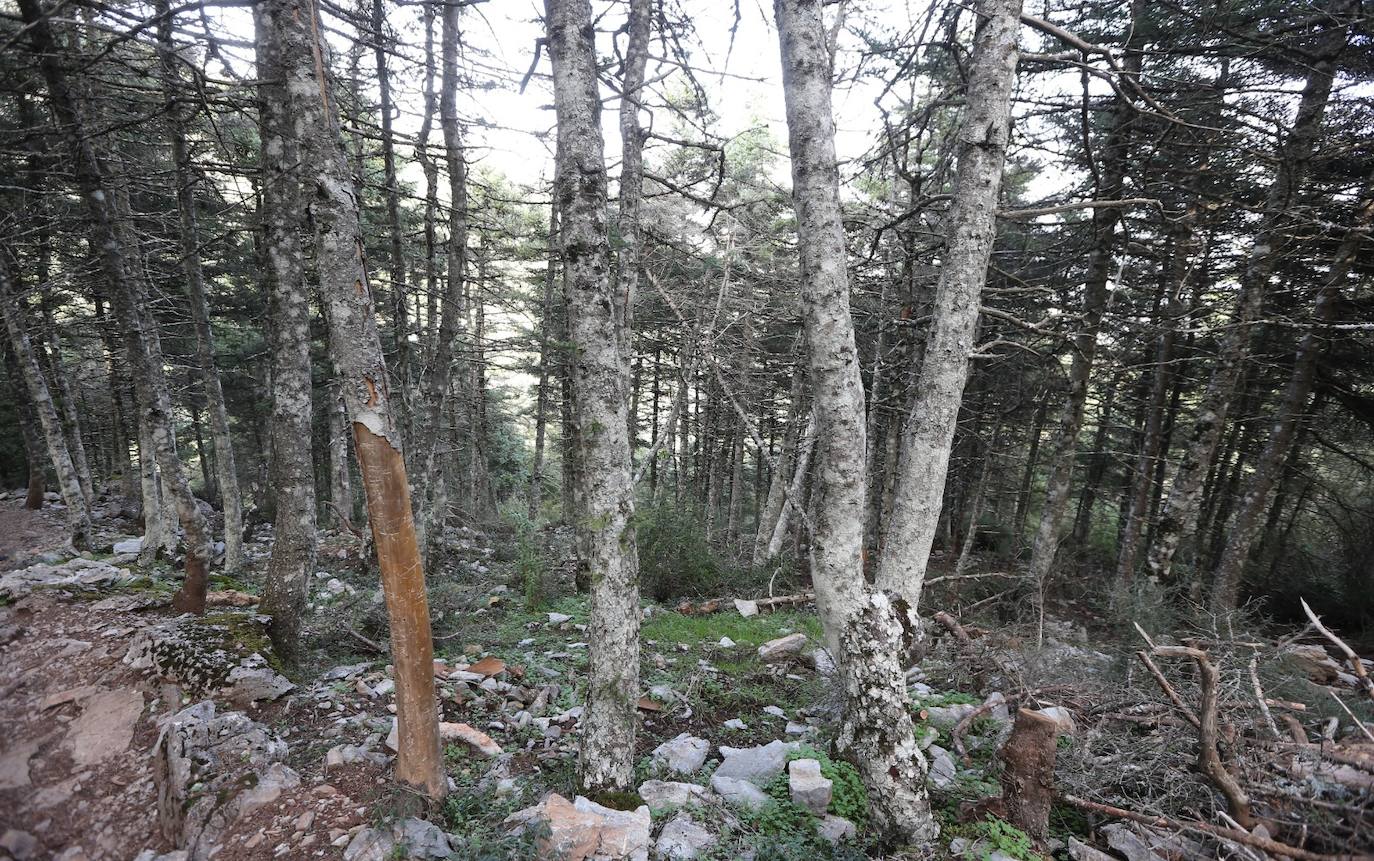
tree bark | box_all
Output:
[774,0,953,844]
[19,0,213,611]
[1145,8,1350,584]
[0,254,91,548]
[545,0,642,795]
[255,0,319,659]
[372,0,410,433]
[261,0,445,798]
[872,0,1022,617]
[1000,708,1058,844]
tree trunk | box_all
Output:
[1146,6,1350,583]
[528,169,561,518]
[413,0,469,554]
[328,384,353,521]
[775,0,962,844]
[261,0,445,799]
[4,343,48,510]
[0,256,91,547]
[1210,175,1373,610]
[1000,708,1058,844]
[255,0,319,660]
[754,371,804,564]
[156,0,244,574]
[372,0,410,439]
[1026,0,1144,596]
[545,0,642,795]
[872,0,1021,617]
[19,0,213,610]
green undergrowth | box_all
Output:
[641,608,822,648]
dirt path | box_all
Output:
[0,591,172,860]
[0,498,69,571]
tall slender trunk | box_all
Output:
[871,0,1021,617]
[414,0,469,552]
[328,384,353,519]
[773,0,1005,843]
[20,0,212,611]
[0,255,91,547]
[4,343,48,510]
[260,0,444,799]
[157,0,244,573]
[545,0,641,795]
[1210,175,1374,610]
[1013,393,1048,542]
[528,169,561,518]
[1026,0,1144,595]
[1116,208,1199,585]
[137,416,164,565]
[255,0,318,659]
[754,371,804,564]
[1146,9,1351,583]
[372,0,410,435]
[1071,374,1118,546]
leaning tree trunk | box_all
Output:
[1210,174,1374,610]
[262,0,444,799]
[545,0,642,795]
[20,0,213,612]
[1025,0,1144,598]
[255,0,318,660]
[0,254,91,548]
[774,0,1014,844]
[372,0,411,441]
[1146,9,1350,584]
[872,0,1022,620]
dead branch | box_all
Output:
[1301,598,1374,702]
[1151,644,1253,829]
[1250,652,1283,741]
[674,592,814,616]
[347,626,387,654]
[1134,649,1201,729]
[1063,794,1370,861]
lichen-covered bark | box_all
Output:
[1146,8,1350,584]
[872,0,1021,616]
[19,0,213,611]
[254,0,318,659]
[156,0,245,576]
[545,0,641,795]
[1210,175,1373,609]
[0,254,91,549]
[258,0,444,798]
[773,0,941,844]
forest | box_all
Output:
[0,0,1372,859]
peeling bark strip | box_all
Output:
[773,0,938,845]
[257,0,444,798]
[0,253,91,549]
[873,0,1022,611]
[255,0,318,660]
[19,0,213,612]
[544,0,642,795]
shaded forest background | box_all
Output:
[2,0,1372,634]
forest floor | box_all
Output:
[1,493,1371,861]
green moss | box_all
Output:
[586,789,644,812]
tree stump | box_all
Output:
[999,707,1058,843]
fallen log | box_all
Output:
[674,592,814,616]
